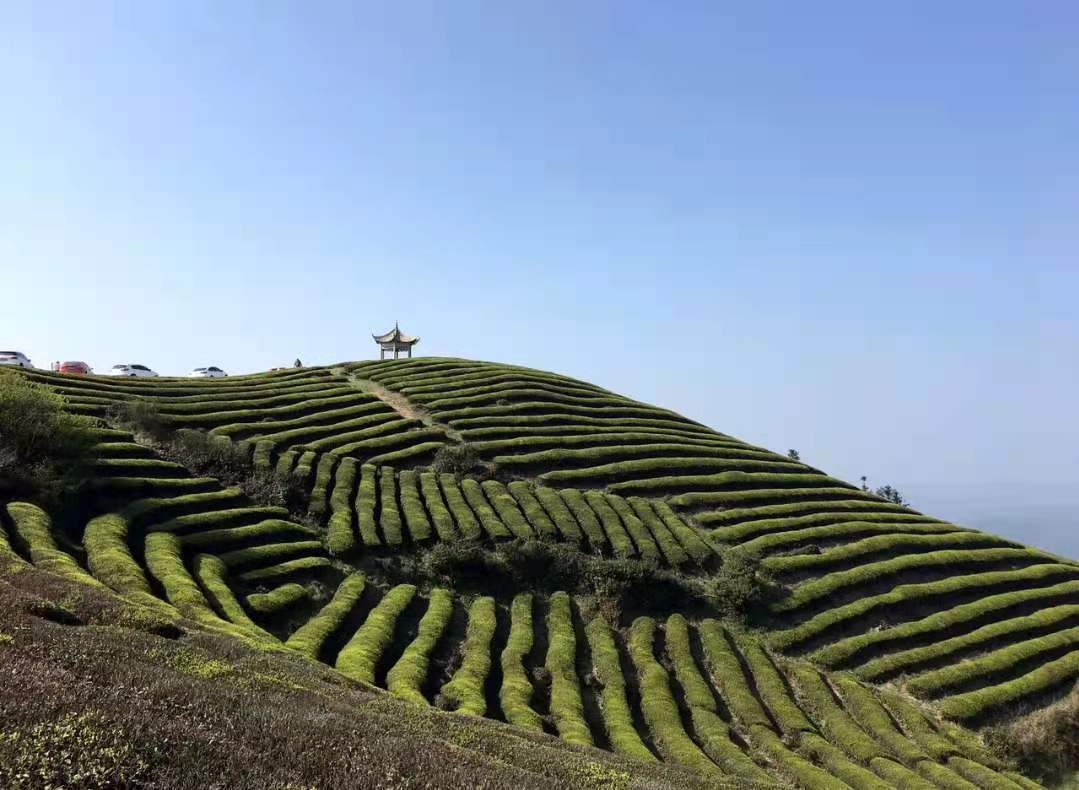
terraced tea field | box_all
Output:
[2,357,1072,788]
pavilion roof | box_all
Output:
[372,323,419,345]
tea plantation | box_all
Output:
[1,358,1071,788]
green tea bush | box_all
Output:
[460,478,509,540]
[285,573,366,659]
[145,532,250,639]
[714,510,940,543]
[775,547,1053,615]
[558,489,606,549]
[235,556,331,584]
[697,620,771,729]
[794,732,889,790]
[438,474,483,541]
[762,531,1011,577]
[670,485,869,509]
[5,502,104,588]
[627,498,689,567]
[699,499,912,529]
[605,495,659,563]
[626,616,718,776]
[499,593,543,731]
[855,601,1079,682]
[506,481,559,540]
[584,615,656,762]
[218,539,324,573]
[739,641,815,735]
[545,591,591,746]
[831,676,927,766]
[480,480,533,539]
[387,588,453,706]
[397,470,432,542]
[866,757,936,789]
[532,485,583,542]
[245,581,309,615]
[437,596,495,716]
[336,583,417,685]
[650,500,715,562]
[751,727,849,790]
[738,519,963,558]
[910,625,1079,701]
[326,459,358,555]
[663,615,771,779]
[771,563,1078,652]
[788,664,884,764]
[418,472,457,541]
[277,412,405,452]
[378,467,403,546]
[587,489,639,559]
[192,554,276,640]
[308,454,338,519]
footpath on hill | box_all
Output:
[348,374,463,443]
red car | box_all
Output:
[58,361,92,375]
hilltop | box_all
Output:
[0,357,1071,788]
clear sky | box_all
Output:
[3,3,1077,551]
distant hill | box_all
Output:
[0,358,1068,788]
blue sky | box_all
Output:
[3,3,1076,550]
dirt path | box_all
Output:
[350,376,463,442]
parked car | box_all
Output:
[0,351,33,368]
[58,361,92,375]
[106,363,158,378]
[191,366,227,378]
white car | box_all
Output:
[107,363,159,378]
[0,351,33,368]
[191,366,227,378]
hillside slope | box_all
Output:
[1,357,1068,788]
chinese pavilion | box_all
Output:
[373,323,420,360]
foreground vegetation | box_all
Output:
[0,358,1073,787]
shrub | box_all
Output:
[105,397,170,441]
[0,370,95,501]
[704,548,777,621]
[160,429,251,482]
[986,682,1079,784]
[429,443,484,475]
[239,468,308,515]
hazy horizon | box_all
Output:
[4,3,1075,555]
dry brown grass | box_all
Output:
[987,681,1079,785]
